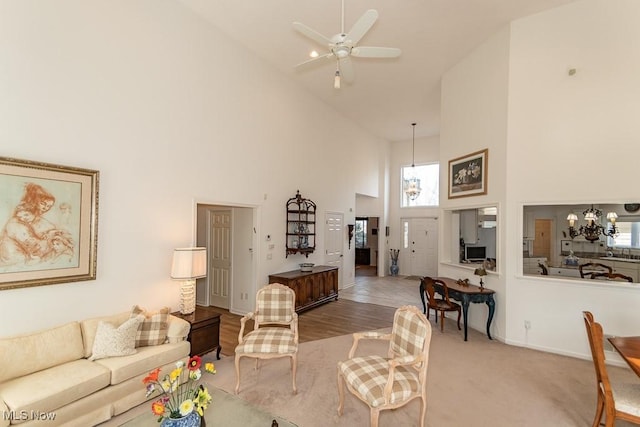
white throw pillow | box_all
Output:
[89,315,144,361]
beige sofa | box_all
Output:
[0,311,191,427]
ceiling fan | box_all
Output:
[292,0,401,88]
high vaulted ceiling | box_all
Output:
[178,0,576,142]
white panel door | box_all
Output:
[406,217,438,277]
[325,212,344,288]
[208,209,231,309]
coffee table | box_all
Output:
[120,387,297,427]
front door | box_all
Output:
[208,209,231,309]
[325,212,344,288]
[403,217,438,277]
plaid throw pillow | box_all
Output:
[130,305,170,347]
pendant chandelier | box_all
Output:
[567,205,619,242]
[404,123,421,201]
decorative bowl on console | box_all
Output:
[300,263,315,272]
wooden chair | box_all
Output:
[590,272,634,282]
[234,283,298,394]
[421,277,461,333]
[337,306,432,427]
[579,262,612,279]
[582,311,640,427]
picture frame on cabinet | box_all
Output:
[448,149,488,199]
[0,156,99,290]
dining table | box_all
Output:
[608,336,640,377]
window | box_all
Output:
[401,163,439,207]
[355,218,367,249]
[608,220,640,248]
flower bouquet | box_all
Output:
[143,356,216,424]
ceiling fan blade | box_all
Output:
[351,46,402,58]
[294,53,333,68]
[293,22,332,47]
[345,9,378,45]
[339,57,355,84]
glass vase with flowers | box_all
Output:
[143,356,216,426]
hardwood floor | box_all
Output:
[204,274,422,357]
[205,299,397,357]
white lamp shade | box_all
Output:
[171,247,207,279]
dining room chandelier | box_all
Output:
[404,123,421,201]
[567,205,619,242]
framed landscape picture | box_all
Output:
[448,149,488,199]
[0,157,99,290]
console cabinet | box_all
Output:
[268,265,338,312]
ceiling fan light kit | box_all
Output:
[293,0,401,88]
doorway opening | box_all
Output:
[195,203,256,314]
[355,216,379,277]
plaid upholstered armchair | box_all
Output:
[234,283,298,394]
[337,305,432,427]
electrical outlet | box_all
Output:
[524,320,531,330]
[266,253,272,260]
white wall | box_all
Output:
[0,0,385,337]
[438,0,640,359]
[504,0,640,359]
[439,26,511,340]
[355,138,393,277]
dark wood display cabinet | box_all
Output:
[172,305,221,359]
[269,265,338,312]
[286,190,316,258]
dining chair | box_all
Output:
[234,283,298,394]
[337,305,432,427]
[421,276,461,333]
[538,262,549,275]
[590,272,634,282]
[579,262,613,279]
[582,311,640,427]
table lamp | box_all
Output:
[171,247,207,314]
[474,267,487,291]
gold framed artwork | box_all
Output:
[448,149,488,199]
[0,157,99,290]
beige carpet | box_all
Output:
[196,324,638,427]
[103,274,639,426]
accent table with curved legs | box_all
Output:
[419,276,495,341]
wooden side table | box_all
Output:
[172,306,221,359]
